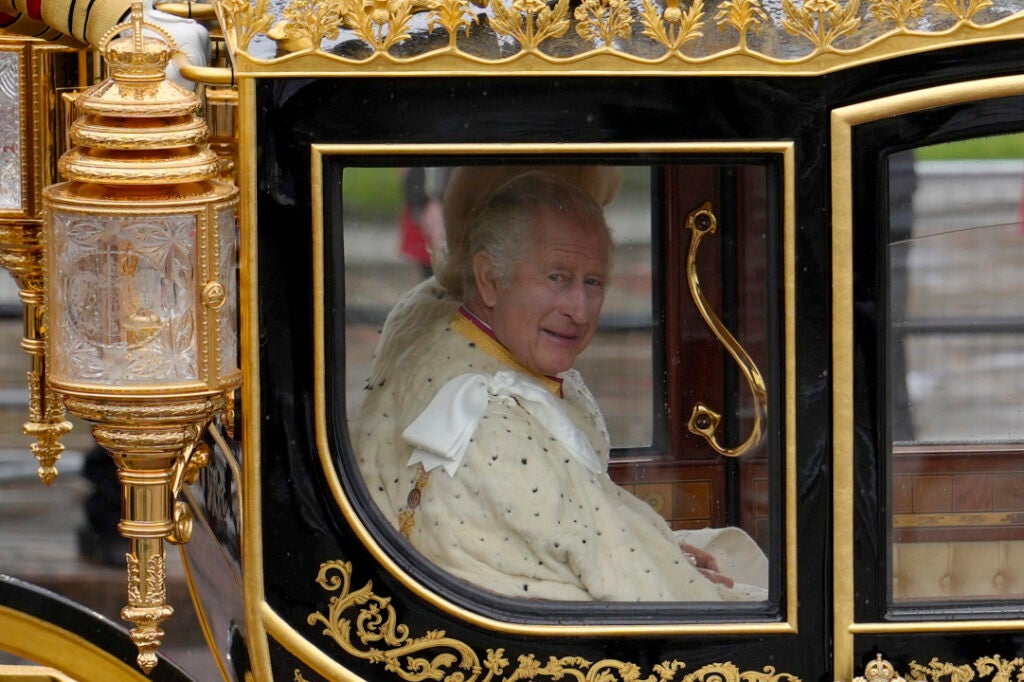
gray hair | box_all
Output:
[434,171,612,300]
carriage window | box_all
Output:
[888,139,1024,604]
[339,161,780,605]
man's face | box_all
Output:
[479,210,610,376]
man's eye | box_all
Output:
[547,273,566,283]
[585,277,604,288]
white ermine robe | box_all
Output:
[353,278,766,601]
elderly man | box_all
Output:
[353,169,766,601]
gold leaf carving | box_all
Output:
[639,0,705,51]
[714,0,767,49]
[238,0,1024,68]
[738,666,801,682]
[931,0,993,22]
[308,560,801,682]
[489,0,571,49]
[427,0,479,47]
[780,0,860,50]
[973,657,1024,682]
[220,0,275,51]
[126,552,141,605]
[341,0,416,50]
[574,0,635,47]
[125,552,169,609]
[906,658,976,682]
[146,554,167,607]
[862,654,1024,682]
[283,0,345,48]
[867,0,926,28]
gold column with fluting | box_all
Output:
[42,1,241,671]
[0,35,85,483]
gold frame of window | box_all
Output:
[830,73,1024,682]
[232,140,797,679]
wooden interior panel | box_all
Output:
[893,446,1024,542]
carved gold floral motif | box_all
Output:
[780,0,860,50]
[279,0,416,49]
[714,0,767,49]
[574,0,635,47]
[282,0,345,48]
[867,0,926,28]
[307,560,801,682]
[220,0,275,51]
[427,0,479,47]
[217,0,1024,69]
[489,0,571,49]
[640,0,705,50]
[932,0,993,21]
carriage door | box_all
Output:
[832,75,1024,679]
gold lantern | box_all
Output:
[42,2,240,671]
[0,32,86,483]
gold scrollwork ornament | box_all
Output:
[907,657,978,682]
[857,653,1024,682]
[308,560,801,682]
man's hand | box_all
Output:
[680,541,735,589]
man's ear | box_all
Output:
[473,251,499,308]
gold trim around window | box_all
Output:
[305,141,797,636]
[829,73,1024,682]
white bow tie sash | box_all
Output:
[403,371,604,478]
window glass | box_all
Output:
[341,162,774,604]
[888,139,1024,604]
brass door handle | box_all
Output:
[685,202,768,457]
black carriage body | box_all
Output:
[246,40,1024,681]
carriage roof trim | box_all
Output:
[215,0,1024,76]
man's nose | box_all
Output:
[561,282,589,322]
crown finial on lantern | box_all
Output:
[101,0,178,84]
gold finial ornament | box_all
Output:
[42,1,241,671]
[855,655,907,682]
[0,34,85,484]
[0,224,74,485]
